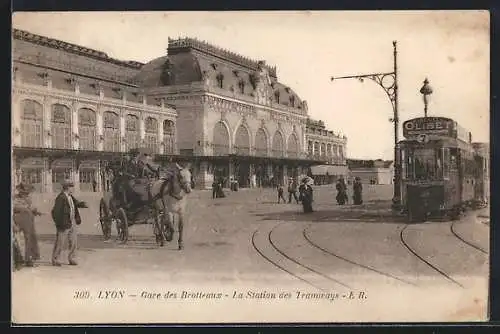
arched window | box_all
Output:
[327,143,332,158]
[313,142,320,158]
[289,95,295,107]
[234,125,250,155]
[339,145,344,163]
[308,140,313,156]
[145,117,158,153]
[287,133,299,158]
[320,143,327,158]
[272,131,284,158]
[213,121,230,156]
[163,120,175,154]
[78,108,96,150]
[51,104,72,149]
[125,114,140,151]
[255,128,268,157]
[20,100,43,148]
[103,111,120,152]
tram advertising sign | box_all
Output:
[403,117,456,138]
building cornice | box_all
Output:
[13,82,177,118]
[13,29,144,70]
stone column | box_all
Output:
[139,114,145,145]
[74,160,80,192]
[282,165,288,187]
[72,102,79,150]
[96,107,104,151]
[43,97,52,148]
[158,118,164,154]
[45,159,53,193]
[199,161,213,189]
[120,112,126,152]
[11,95,21,146]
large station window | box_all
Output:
[255,128,268,157]
[125,114,140,152]
[51,104,72,149]
[287,133,299,158]
[272,131,284,158]
[234,125,250,155]
[163,120,175,154]
[20,99,44,148]
[78,108,96,151]
[213,121,230,156]
[145,117,158,153]
[103,111,120,152]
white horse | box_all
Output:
[150,163,192,250]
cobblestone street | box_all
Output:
[12,185,489,323]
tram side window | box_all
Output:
[442,148,450,179]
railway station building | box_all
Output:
[12,29,347,191]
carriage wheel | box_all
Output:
[116,208,129,244]
[99,199,112,241]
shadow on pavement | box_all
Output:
[37,233,162,250]
[253,199,408,224]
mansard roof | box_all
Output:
[133,37,306,110]
[12,28,144,69]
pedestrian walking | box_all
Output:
[300,177,314,213]
[277,184,286,203]
[51,179,88,266]
[13,183,41,267]
[352,177,363,205]
[92,178,97,192]
[287,177,299,204]
[336,178,348,205]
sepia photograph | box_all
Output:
[11,10,489,323]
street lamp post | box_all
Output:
[419,78,433,117]
[331,41,401,210]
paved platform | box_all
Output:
[12,185,489,323]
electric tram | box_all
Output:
[399,116,489,222]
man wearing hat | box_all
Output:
[51,179,87,266]
[13,183,41,267]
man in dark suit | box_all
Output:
[51,179,87,266]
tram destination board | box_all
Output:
[403,117,471,142]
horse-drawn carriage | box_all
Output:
[98,148,193,249]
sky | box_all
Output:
[12,11,490,160]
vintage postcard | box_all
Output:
[11,11,490,324]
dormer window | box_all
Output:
[289,95,295,107]
[216,73,224,89]
[238,80,245,94]
[211,63,218,70]
[274,90,280,103]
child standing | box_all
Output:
[277,184,287,203]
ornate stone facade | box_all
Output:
[12,29,176,193]
[12,29,347,191]
[136,37,318,188]
[306,118,348,165]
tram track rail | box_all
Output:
[251,223,351,292]
[302,225,417,287]
[399,224,464,288]
[450,221,488,255]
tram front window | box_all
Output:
[403,148,443,181]
[414,148,442,180]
